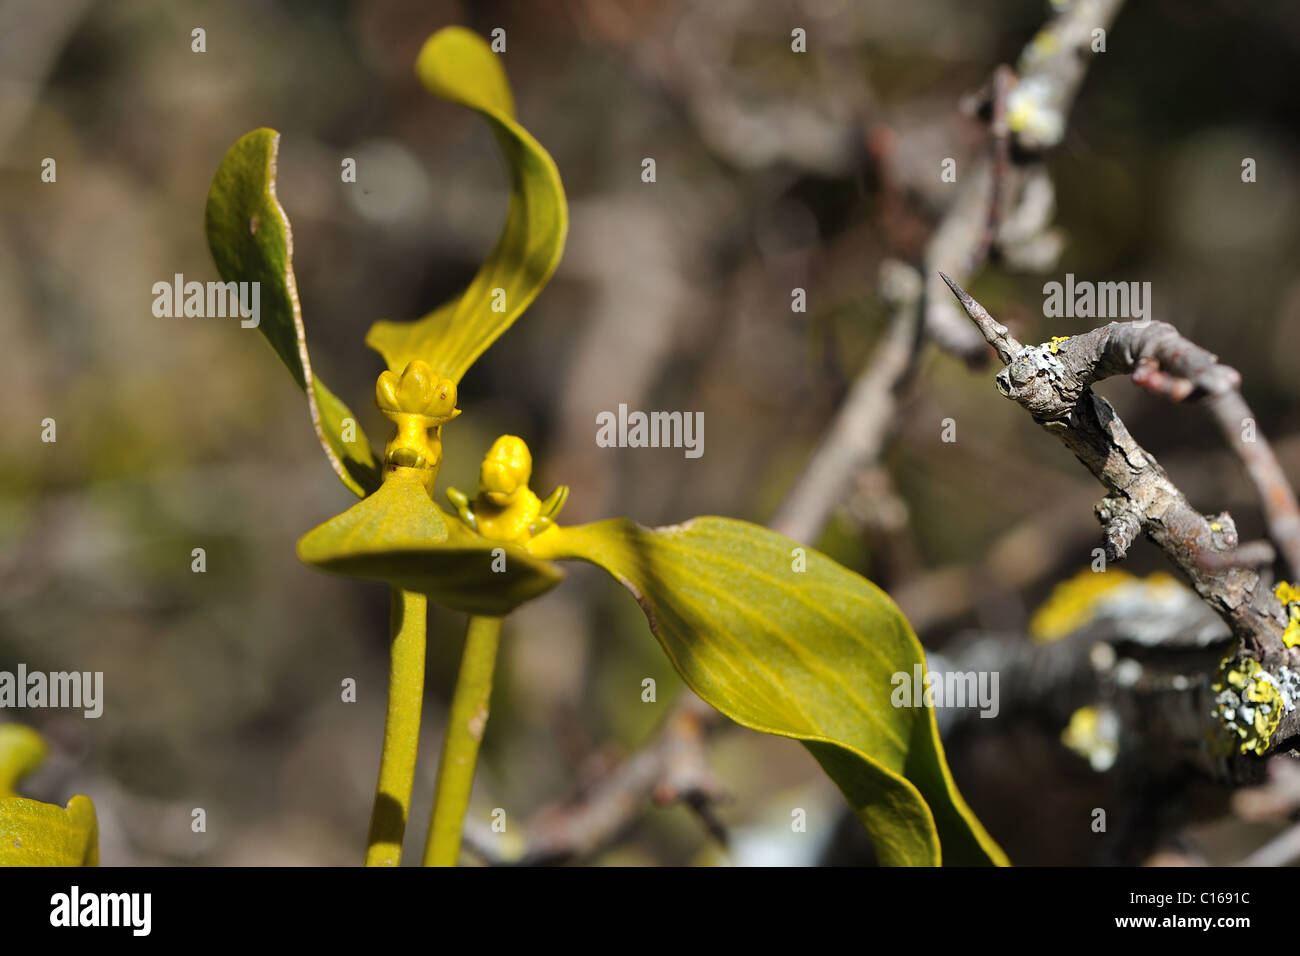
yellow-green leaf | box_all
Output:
[0,725,99,866]
[365,26,568,383]
[0,723,45,795]
[297,470,563,615]
[530,518,1008,866]
[205,127,381,498]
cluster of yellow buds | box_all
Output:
[372,360,567,549]
[375,360,460,492]
[447,435,567,546]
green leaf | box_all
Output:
[365,26,568,384]
[205,127,381,498]
[531,518,1008,866]
[297,471,563,615]
[0,725,99,866]
[0,724,45,796]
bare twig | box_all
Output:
[769,260,923,541]
[1097,495,1144,562]
[777,1,1128,542]
[462,692,725,865]
[1010,0,1126,153]
[1203,391,1300,581]
[1240,824,1300,867]
[971,65,1015,272]
[941,276,1300,747]
[1199,541,1278,573]
[924,0,1127,361]
[941,299,1300,581]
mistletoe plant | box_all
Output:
[204,26,1006,867]
[0,725,98,866]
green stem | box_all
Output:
[365,587,428,866]
[424,614,504,866]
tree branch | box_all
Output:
[940,275,1300,749]
[462,692,725,866]
[769,261,922,541]
[776,0,1127,542]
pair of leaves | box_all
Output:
[0,724,99,866]
[529,519,1008,866]
[203,26,567,497]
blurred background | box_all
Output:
[3,0,1300,865]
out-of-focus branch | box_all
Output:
[1203,391,1300,582]
[924,0,1126,361]
[462,692,724,866]
[776,0,1125,542]
[1241,824,1300,867]
[1233,759,1300,865]
[1199,540,1278,573]
[770,261,922,541]
[1232,758,1300,821]
[971,65,1014,271]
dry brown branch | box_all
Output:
[769,260,922,541]
[1199,541,1278,573]
[971,64,1015,272]
[940,273,1300,749]
[1203,391,1300,581]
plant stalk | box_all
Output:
[424,614,504,866]
[364,587,428,866]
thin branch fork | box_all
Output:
[940,274,1300,746]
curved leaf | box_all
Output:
[297,471,563,615]
[0,723,45,795]
[206,128,381,498]
[0,725,99,866]
[365,26,568,383]
[530,518,1007,866]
